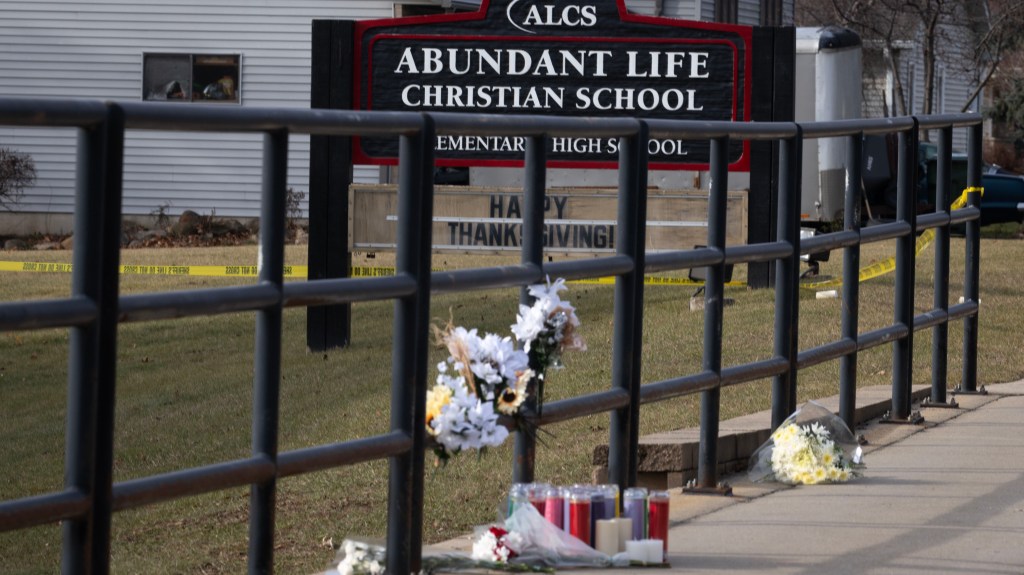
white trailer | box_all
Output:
[795,26,862,227]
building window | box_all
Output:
[143,54,241,103]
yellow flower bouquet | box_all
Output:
[748,401,864,485]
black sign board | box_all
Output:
[353,0,752,169]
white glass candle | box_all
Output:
[612,517,633,552]
[594,519,618,556]
[643,539,663,564]
[625,540,647,563]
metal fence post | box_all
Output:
[931,127,954,405]
[960,122,983,393]
[387,117,433,575]
[408,115,435,574]
[695,136,729,492]
[88,103,126,575]
[513,134,546,485]
[609,121,649,492]
[890,123,919,422]
[63,107,110,575]
[839,133,862,429]
[249,129,288,574]
[772,132,801,430]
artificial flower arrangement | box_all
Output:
[335,540,384,575]
[472,526,525,564]
[425,277,585,461]
[748,401,864,485]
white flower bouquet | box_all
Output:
[511,277,586,415]
[426,325,533,461]
[335,539,385,575]
[425,277,584,462]
[748,401,864,485]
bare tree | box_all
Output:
[0,147,35,210]
[951,0,1024,113]
[797,0,917,116]
[796,0,1023,120]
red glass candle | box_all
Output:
[529,483,549,515]
[568,491,592,546]
[647,491,670,552]
[544,487,565,529]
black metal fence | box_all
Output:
[0,97,982,575]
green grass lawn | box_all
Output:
[0,233,1021,574]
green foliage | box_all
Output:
[0,242,1022,573]
[0,147,36,209]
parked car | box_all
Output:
[863,138,1024,226]
[918,142,1024,226]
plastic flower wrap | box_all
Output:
[329,506,627,575]
[472,503,628,570]
[748,401,864,485]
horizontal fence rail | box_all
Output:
[0,97,982,575]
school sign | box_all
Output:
[352,0,753,169]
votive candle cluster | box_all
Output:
[507,483,669,558]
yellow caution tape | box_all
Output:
[0,260,310,278]
[4,188,984,289]
[0,260,743,287]
[803,187,982,291]
[0,261,75,274]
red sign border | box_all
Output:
[352,0,753,171]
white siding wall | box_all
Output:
[736,0,759,25]
[859,5,983,152]
[624,0,659,16]
[0,0,395,224]
[631,0,794,25]
[894,42,976,150]
[661,0,701,20]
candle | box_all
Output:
[563,484,583,534]
[594,519,618,556]
[612,517,633,552]
[648,490,670,552]
[625,539,662,564]
[543,486,565,529]
[507,483,528,517]
[528,482,550,515]
[625,540,646,563]
[568,490,591,545]
[601,484,620,517]
[643,539,663,564]
[589,490,604,545]
[623,487,647,540]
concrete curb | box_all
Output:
[591,384,933,489]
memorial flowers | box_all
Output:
[511,277,586,414]
[425,277,584,461]
[335,540,384,575]
[748,401,864,485]
[472,526,523,564]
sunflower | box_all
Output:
[497,369,533,415]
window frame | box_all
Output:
[141,52,243,104]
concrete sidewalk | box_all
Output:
[603,379,1024,575]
